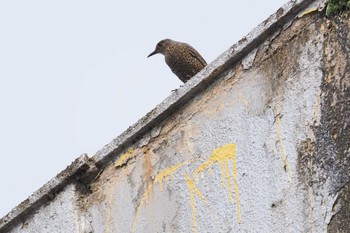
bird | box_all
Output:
[147,39,207,83]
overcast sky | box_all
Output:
[0,0,287,217]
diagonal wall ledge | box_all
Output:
[0,0,326,230]
[4,0,349,232]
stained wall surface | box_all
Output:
[1,1,349,233]
[81,10,349,233]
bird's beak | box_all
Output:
[147,50,158,58]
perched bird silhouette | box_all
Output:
[148,39,207,83]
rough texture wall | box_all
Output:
[78,10,349,233]
[10,184,79,233]
[0,154,95,233]
[1,1,349,233]
[321,11,350,232]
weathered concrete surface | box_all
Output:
[10,184,79,233]
[1,0,350,232]
[0,155,97,233]
[81,7,349,233]
[321,12,350,233]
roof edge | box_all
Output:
[92,0,325,167]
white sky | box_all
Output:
[0,0,287,218]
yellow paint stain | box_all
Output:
[132,183,152,233]
[194,144,241,223]
[132,162,186,233]
[105,187,118,233]
[115,148,134,167]
[277,81,293,184]
[185,174,208,233]
[154,162,185,191]
[298,8,317,18]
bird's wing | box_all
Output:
[188,46,207,67]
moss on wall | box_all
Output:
[326,0,350,16]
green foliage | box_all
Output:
[326,0,350,16]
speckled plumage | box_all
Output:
[148,39,207,83]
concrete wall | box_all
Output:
[1,0,349,232]
[11,185,79,233]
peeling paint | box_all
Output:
[115,148,134,167]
